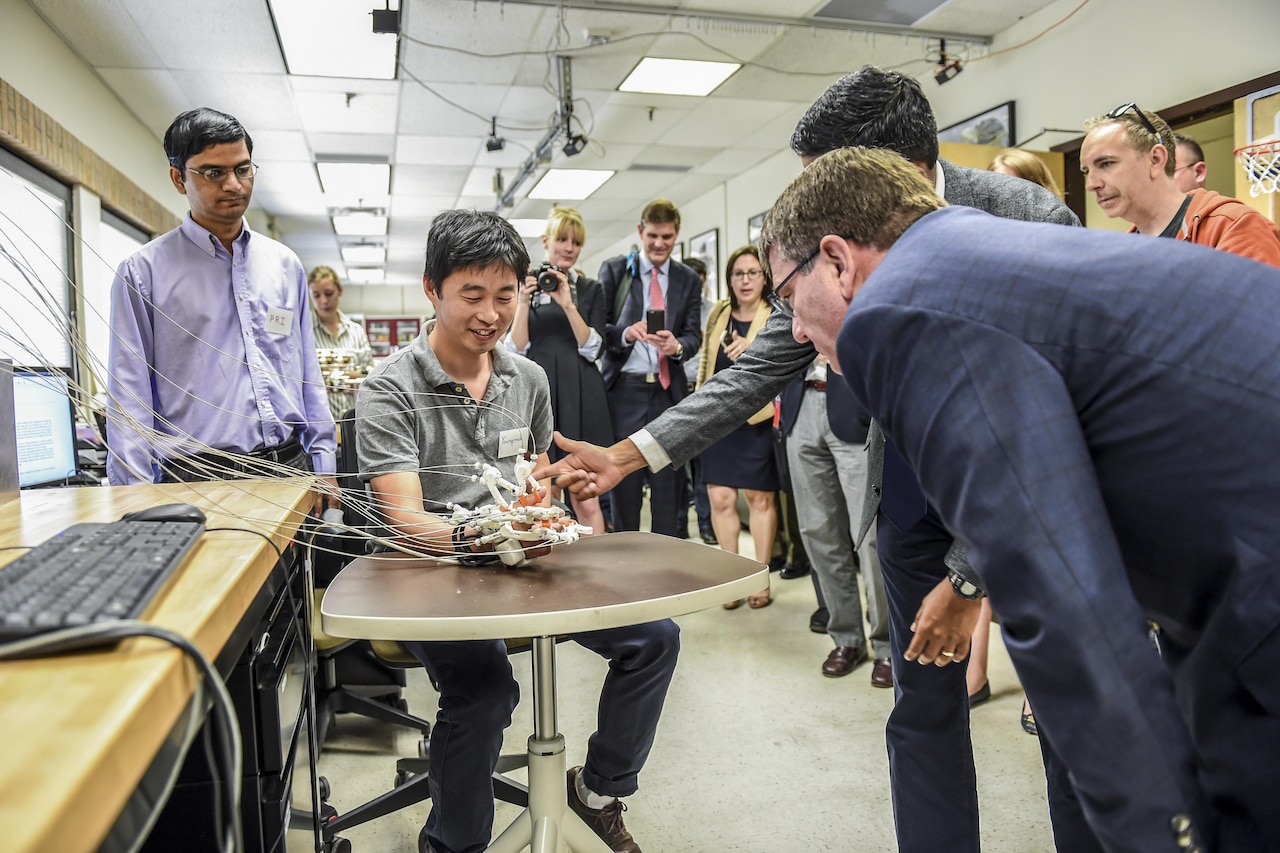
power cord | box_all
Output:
[0,621,243,853]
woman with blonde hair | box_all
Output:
[697,245,778,609]
[308,265,374,421]
[989,148,1064,199]
[507,207,610,534]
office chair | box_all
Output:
[318,410,531,853]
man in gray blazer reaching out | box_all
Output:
[539,65,1083,853]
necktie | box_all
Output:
[649,267,670,389]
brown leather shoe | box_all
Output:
[567,766,642,853]
[821,646,868,677]
[870,657,894,688]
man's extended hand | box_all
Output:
[532,431,646,500]
[314,474,341,516]
[904,577,984,666]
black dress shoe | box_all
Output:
[870,657,893,688]
[968,681,991,707]
[768,555,786,572]
[821,645,868,677]
[809,607,829,633]
[1021,704,1038,735]
[699,528,718,545]
[779,561,811,579]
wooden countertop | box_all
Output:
[0,479,315,853]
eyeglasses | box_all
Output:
[186,163,258,183]
[730,269,765,281]
[1106,103,1168,148]
[766,246,820,319]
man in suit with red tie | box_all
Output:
[597,199,703,535]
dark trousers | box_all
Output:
[1040,731,1106,853]
[691,455,712,532]
[877,508,980,853]
[608,377,681,536]
[405,620,680,853]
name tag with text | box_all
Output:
[265,307,294,336]
[497,427,529,459]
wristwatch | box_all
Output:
[948,569,985,600]
[673,342,684,359]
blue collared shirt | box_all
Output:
[622,256,669,375]
[107,214,336,484]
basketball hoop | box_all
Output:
[1235,139,1280,197]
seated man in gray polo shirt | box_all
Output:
[355,209,679,853]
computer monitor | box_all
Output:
[13,370,78,488]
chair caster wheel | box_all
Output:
[318,775,331,802]
[395,768,412,787]
[324,837,352,853]
[418,736,430,758]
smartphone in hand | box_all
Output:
[646,309,665,335]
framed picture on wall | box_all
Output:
[671,241,684,262]
[747,211,767,244]
[938,101,1016,148]
[688,228,720,299]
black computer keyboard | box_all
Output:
[0,520,205,642]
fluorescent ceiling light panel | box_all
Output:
[332,213,388,237]
[618,58,741,97]
[528,169,615,201]
[346,268,386,284]
[341,245,387,264]
[317,162,391,206]
[269,0,398,79]
[508,219,550,238]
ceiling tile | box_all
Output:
[124,0,286,73]
[397,135,488,166]
[97,68,191,136]
[306,132,396,160]
[295,90,398,135]
[28,0,160,68]
[250,130,313,162]
[168,70,300,131]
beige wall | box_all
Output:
[0,0,183,220]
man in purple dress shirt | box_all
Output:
[107,108,336,511]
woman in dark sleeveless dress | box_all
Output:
[696,245,779,608]
[507,207,610,533]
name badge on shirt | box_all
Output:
[265,307,294,337]
[497,427,529,459]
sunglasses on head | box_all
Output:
[1107,103,1168,148]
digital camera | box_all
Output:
[531,263,561,292]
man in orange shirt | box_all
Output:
[1081,103,1280,266]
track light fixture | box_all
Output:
[485,116,506,152]
[371,4,399,34]
[562,133,587,157]
[933,38,963,85]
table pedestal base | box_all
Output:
[485,636,611,853]
[485,733,610,853]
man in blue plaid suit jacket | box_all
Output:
[764,145,1280,853]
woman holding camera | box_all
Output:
[507,207,610,533]
[696,245,778,609]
